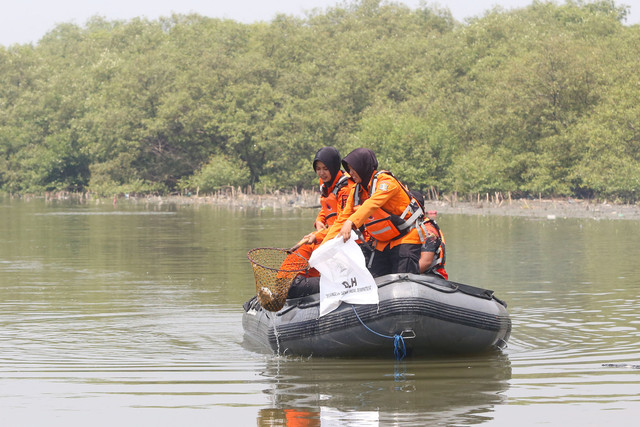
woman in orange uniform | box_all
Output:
[278,147,355,298]
[307,146,353,243]
[290,147,353,263]
[326,148,425,277]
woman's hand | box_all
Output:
[339,220,354,242]
[303,232,317,244]
[314,221,327,231]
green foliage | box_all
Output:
[447,146,516,195]
[349,105,456,192]
[184,154,251,193]
[0,0,638,201]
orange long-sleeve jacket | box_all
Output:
[325,171,422,251]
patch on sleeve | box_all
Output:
[378,182,389,191]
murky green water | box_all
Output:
[1,197,639,425]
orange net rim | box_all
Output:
[246,247,309,273]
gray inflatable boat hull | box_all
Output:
[242,273,511,358]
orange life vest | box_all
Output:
[355,171,427,243]
[319,174,350,227]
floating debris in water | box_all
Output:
[602,363,640,369]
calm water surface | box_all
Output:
[1,197,639,426]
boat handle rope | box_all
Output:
[352,305,408,360]
[378,276,459,294]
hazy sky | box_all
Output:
[1,0,638,46]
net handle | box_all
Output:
[287,236,311,253]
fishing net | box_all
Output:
[247,247,309,312]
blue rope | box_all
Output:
[393,335,406,361]
[352,305,406,360]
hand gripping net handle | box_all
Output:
[247,247,309,312]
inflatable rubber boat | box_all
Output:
[242,273,511,358]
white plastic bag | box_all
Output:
[309,231,379,316]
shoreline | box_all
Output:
[144,193,640,221]
[9,191,640,220]
[427,198,640,220]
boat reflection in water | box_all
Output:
[255,353,511,426]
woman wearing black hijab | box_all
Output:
[278,147,355,298]
[311,146,351,233]
[324,148,424,277]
